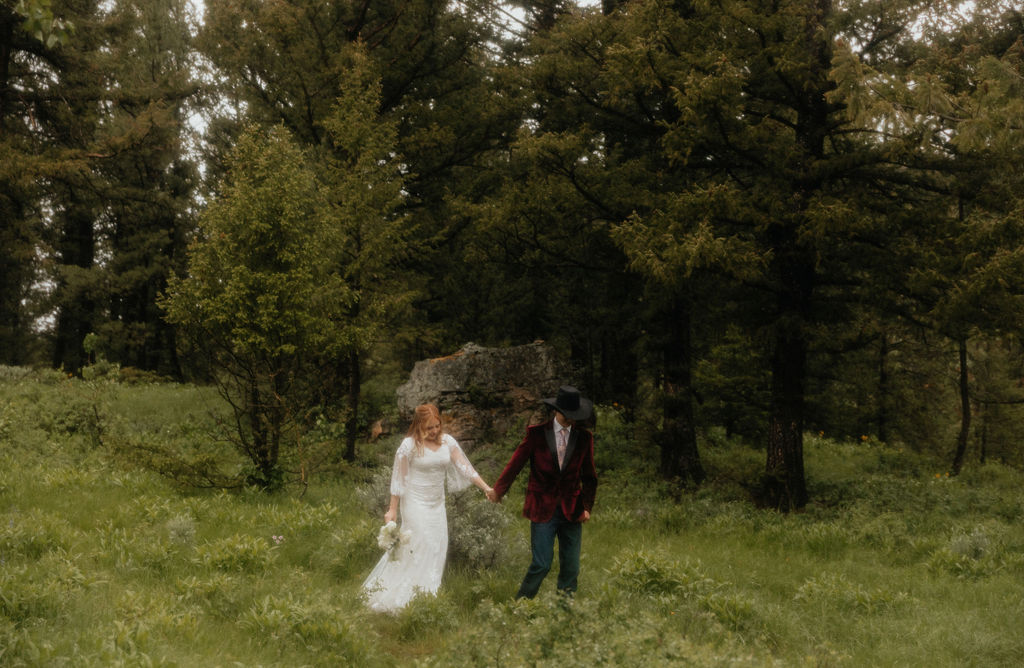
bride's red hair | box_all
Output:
[407,404,443,453]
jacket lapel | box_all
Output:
[562,428,578,471]
[545,422,558,466]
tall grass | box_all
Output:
[1,367,1022,666]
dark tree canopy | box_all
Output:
[5,0,1024,493]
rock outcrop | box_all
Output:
[396,341,567,449]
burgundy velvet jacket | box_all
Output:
[492,419,597,523]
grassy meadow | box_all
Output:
[1,367,1023,666]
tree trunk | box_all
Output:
[951,337,970,475]
[659,294,705,486]
[52,200,97,374]
[978,403,987,465]
[756,0,831,511]
[761,236,813,511]
[0,11,11,123]
[877,335,890,443]
[0,193,30,365]
[763,327,809,511]
[344,349,360,462]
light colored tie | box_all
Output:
[557,427,568,469]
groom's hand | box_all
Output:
[580,510,590,523]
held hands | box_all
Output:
[485,487,498,503]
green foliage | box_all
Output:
[193,534,277,573]
[13,0,74,47]
[927,522,1024,580]
[447,488,520,570]
[308,520,379,580]
[608,550,716,598]
[175,573,244,619]
[0,509,74,561]
[394,593,460,641]
[0,553,87,625]
[161,124,348,489]
[2,372,1024,666]
[794,572,911,614]
[239,594,376,665]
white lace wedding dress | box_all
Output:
[362,434,480,613]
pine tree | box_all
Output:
[88,0,200,376]
[196,0,515,448]
[0,0,77,363]
[161,126,340,489]
[501,0,1023,506]
[12,0,200,374]
[316,55,411,461]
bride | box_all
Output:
[362,404,493,612]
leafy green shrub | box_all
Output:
[447,488,518,570]
[0,565,67,624]
[175,573,246,619]
[0,618,37,665]
[395,592,460,640]
[194,534,277,572]
[254,498,340,533]
[0,509,74,561]
[115,589,199,637]
[608,549,717,600]
[698,591,760,632]
[799,521,854,558]
[43,390,105,446]
[794,572,911,614]
[42,465,102,489]
[853,510,913,552]
[354,468,391,516]
[698,439,764,500]
[692,498,760,535]
[0,551,88,626]
[308,519,378,579]
[949,525,993,560]
[595,466,667,526]
[94,521,182,575]
[0,365,32,382]
[239,594,377,665]
[926,522,1019,579]
[165,514,196,545]
[433,592,774,668]
[590,403,639,472]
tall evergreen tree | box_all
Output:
[490,0,1024,506]
[466,2,720,482]
[162,125,341,489]
[196,0,517,446]
[613,0,1024,506]
[0,0,77,364]
[316,56,411,461]
[9,0,199,374]
[42,0,106,374]
[88,0,200,376]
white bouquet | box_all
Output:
[376,521,411,561]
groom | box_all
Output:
[488,386,598,598]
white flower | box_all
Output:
[377,521,411,560]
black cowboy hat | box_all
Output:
[543,386,593,422]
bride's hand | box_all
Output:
[384,508,396,524]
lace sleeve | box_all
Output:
[445,436,480,493]
[389,438,415,496]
